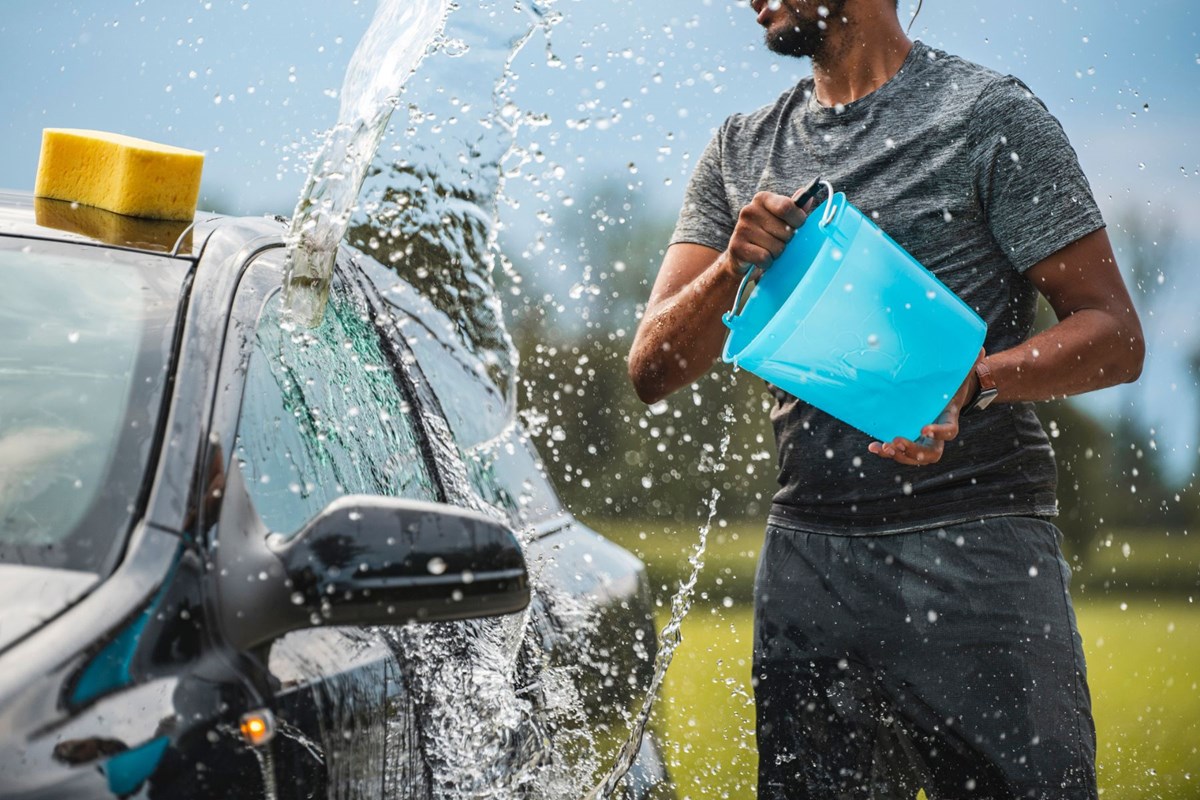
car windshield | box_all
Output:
[0,239,184,575]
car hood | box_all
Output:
[0,564,99,652]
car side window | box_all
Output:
[234,278,439,535]
[393,306,560,526]
[360,265,561,527]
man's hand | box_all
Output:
[628,185,818,405]
[719,190,813,277]
[867,350,985,466]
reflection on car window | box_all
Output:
[0,241,181,574]
[235,279,438,535]
[380,282,561,527]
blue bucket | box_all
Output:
[721,186,987,443]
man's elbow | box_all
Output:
[1120,326,1146,384]
[627,350,666,406]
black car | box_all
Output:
[0,192,670,798]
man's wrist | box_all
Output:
[965,359,998,412]
[717,250,753,279]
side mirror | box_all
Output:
[214,467,529,651]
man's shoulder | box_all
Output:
[912,43,1022,109]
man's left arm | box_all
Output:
[870,227,1144,465]
[985,227,1144,400]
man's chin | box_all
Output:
[765,24,821,58]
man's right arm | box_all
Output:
[627,192,810,405]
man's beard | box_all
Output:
[764,0,847,59]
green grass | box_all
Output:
[590,519,1200,799]
[649,603,1200,799]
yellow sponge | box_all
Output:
[35,128,204,221]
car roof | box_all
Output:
[0,190,229,260]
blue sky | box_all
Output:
[4,2,1194,220]
[2,0,1197,473]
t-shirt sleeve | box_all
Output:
[968,77,1105,274]
[669,121,737,252]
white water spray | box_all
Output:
[280,0,731,796]
[283,0,452,327]
[587,406,734,799]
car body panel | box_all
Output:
[0,191,224,259]
[0,565,98,654]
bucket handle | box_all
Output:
[816,179,837,228]
[721,268,757,329]
[722,179,836,329]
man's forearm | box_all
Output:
[987,308,1144,403]
[628,252,744,404]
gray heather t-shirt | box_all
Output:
[670,41,1105,534]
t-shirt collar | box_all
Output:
[804,39,930,120]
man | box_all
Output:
[627,1,1144,798]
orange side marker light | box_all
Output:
[239,709,276,747]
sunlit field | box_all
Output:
[598,520,1200,799]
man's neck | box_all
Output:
[810,8,912,108]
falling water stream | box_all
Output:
[282,0,452,328]
[586,417,733,799]
[283,0,731,796]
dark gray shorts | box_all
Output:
[753,516,1097,800]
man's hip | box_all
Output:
[752,515,1096,799]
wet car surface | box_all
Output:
[0,192,671,799]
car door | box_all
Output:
[349,253,663,796]
[214,248,442,798]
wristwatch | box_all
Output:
[965,360,998,413]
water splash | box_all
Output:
[326,1,575,795]
[587,406,734,799]
[283,0,453,327]
[350,0,557,421]
[279,0,717,796]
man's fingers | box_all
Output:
[730,192,811,273]
[763,192,810,228]
[729,242,775,271]
[920,420,959,442]
[906,441,943,462]
[744,203,798,244]
[879,437,945,466]
[869,441,922,466]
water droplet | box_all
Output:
[441,37,469,57]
